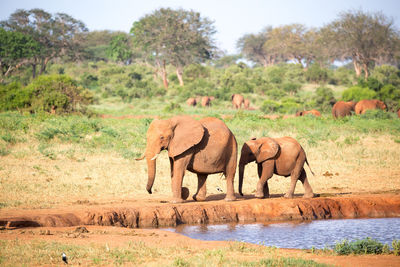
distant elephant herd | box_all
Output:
[187,94,399,119]
[137,97,398,203]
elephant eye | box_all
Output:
[160,136,164,140]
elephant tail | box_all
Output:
[305,157,315,176]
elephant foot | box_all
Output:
[193,194,206,202]
[181,187,190,200]
[284,193,294,199]
[224,195,236,202]
[303,193,315,199]
[255,193,265,199]
[170,198,185,204]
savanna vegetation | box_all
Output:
[1,6,400,267]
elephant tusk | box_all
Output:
[135,154,145,161]
[150,153,160,161]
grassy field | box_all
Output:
[1,97,400,209]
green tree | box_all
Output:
[0,27,40,81]
[107,33,132,63]
[130,8,216,88]
[1,9,87,78]
[322,9,399,79]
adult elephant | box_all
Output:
[231,94,244,109]
[137,115,237,203]
[238,137,314,199]
[201,96,213,107]
[355,99,387,114]
[398,109,400,118]
[186,97,197,106]
[295,109,321,117]
[332,101,357,119]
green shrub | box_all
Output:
[260,100,281,114]
[312,87,336,112]
[360,109,393,120]
[334,238,384,255]
[305,64,329,83]
[393,239,400,256]
[23,75,94,114]
[0,82,32,111]
[342,86,377,102]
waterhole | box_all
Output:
[164,218,400,249]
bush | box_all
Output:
[24,75,94,114]
[342,86,377,102]
[0,82,31,111]
[360,109,394,120]
[312,87,336,112]
[334,237,384,255]
[260,100,281,114]
[305,64,329,83]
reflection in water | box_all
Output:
[165,218,400,249]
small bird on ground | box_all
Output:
[62,252,68,264]
[216,186,223,193]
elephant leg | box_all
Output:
[285,158,305,198]
[170,156,190,203]
[258,163,270,198]
[224,156,237,202]
[256,161,274,198]
[299,169,314,198]
[193,174,207,201]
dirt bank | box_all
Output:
[1,194,399,229]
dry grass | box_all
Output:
[1,132,399,209]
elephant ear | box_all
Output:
[249,137,280,163]
[168,116,204,158]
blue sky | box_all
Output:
[1,0,399,54]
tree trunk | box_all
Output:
[176,66,184,86]
[353,60,362,77]
[161,60,168,89]
[362,63,369,79]
[32,63,37,79]
[39,57,50,75]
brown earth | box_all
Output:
[1,193,400,266]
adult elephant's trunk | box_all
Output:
[145,149,160,194]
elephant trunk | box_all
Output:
[145,148,160,194]
[238,160,246,196]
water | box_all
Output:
[164,218,400,249]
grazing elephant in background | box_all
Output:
[238,137,315,199]
[231,94,244,109]
[136,115,237,203]
[296,109,321,117]
[186,97,197,106]
[332,101,357,119]
[201,96,213,107]
[398,109,400,118]
[355,99,387,114]
[244,99,250,109]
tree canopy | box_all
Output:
[130,8,216,88]
[0,8,87,78]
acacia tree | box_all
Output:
[1,9,87,78]
[0,27,40,81]
[323,10,399,78]
[130,8,216,88]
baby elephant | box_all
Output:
[238,137,314,199]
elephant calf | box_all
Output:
[239,137,315,199]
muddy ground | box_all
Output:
[1,193,400,266]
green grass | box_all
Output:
[0,239,331,267]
